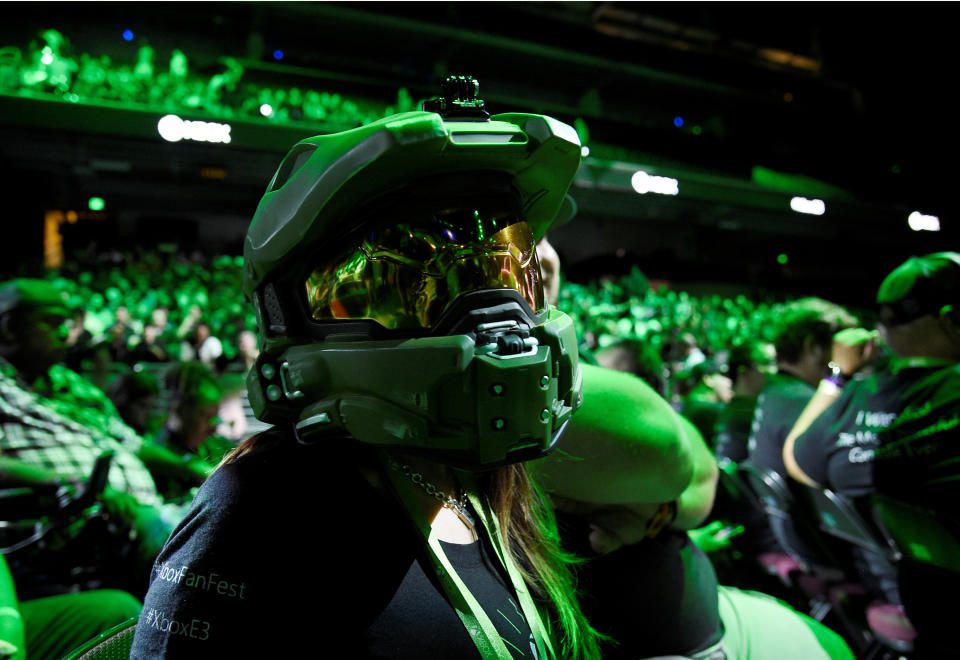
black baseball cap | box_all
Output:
[877,252,960,326]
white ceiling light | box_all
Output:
[908,211,940,232]
[790,196,825,215]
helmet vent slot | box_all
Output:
[262,283,287,334]
[269,144,317,192]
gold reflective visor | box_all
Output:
[305,219,544,331]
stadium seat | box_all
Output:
[61,617,137,660]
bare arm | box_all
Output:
[783,327,878,487]
[530,363,693,505]
[138,443,212,489]
[671,415,718,530]
[782,381,842,487]
[531,363,701,554]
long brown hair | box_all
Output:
[485,463,606,660]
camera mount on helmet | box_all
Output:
[421,75,490,120]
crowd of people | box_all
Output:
[1,76,958,660]
[1,244,954,657]
[0,28,419,131]
[563,252,960,658]
[1,238,956,656]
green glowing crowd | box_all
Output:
[0,28,418,132]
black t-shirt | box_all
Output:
[130,428,535,659]
[745,372,829,562]
[558,515,722,658]
[680,397,725,447]
[747,372,815,478]
[715,394,759,463]
[793,362,960,510]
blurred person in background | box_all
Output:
[595,336,669,395]
[747,297,858,482]
[0,278,184,600]
[745,296,858,568]
[63,307,93,372]
[784,252,960,655]
[674,331,708,374]
[235,329,259,372]
[139,361,232,504]
[103,317,131,364]
[179,319,223,371]
[715,339,776,463]
[127,323,170,363]
[146,306,174,342]
[106,368,161,437]
[676,360,733,448]
[709,339,785,579]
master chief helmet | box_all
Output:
[243,75,584,469]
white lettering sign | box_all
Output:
[158,114,232,144]
[631,171,679,196]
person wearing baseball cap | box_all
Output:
[783,251,960,654]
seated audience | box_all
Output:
[715,339,776,463]
[235,329,259,372]
[106,368,161,437]
[746,297,858,563]
[0,278,182,599]
[784,251,960,654]
[139,361,233,503]
[127,324,170,363]
[677,360,733,447]
[533,363,854,659]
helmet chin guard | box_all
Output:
[247,292,582,470]
[243,77,583,468]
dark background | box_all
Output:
[1,2,953,309]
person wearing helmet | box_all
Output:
[131,77,603,659]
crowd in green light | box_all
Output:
[13,243,806,404]
[557,266,783,362]
[0,28,418,130]
[41,248,254,370]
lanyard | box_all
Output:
[379,452,554,660]
[460,471,554,660]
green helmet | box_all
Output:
[244,76,583,469]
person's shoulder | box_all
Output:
[207,426,366,503]
[900,362,960,410]
[208,427,293,482]
[766,372,814,399]
[580,362,665,406]
[728,393,758,411]
[49,364,110,400]
[927,362,960,385]
[577,362,680,433]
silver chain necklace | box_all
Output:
[389,461,475,527]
